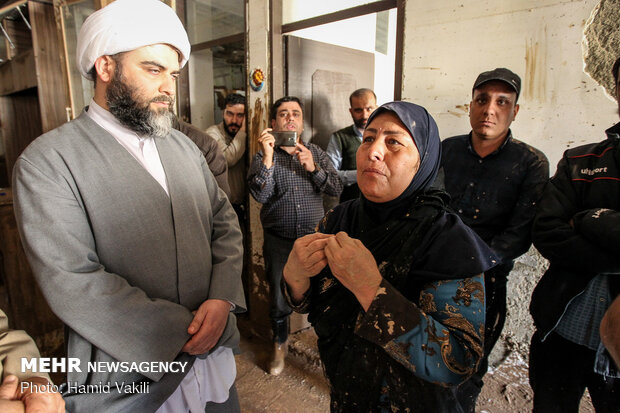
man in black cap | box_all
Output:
[439,68,549,411]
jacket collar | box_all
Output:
[605,122,620,140]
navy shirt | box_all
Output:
[440,131,549,266]
[248,142,342,239]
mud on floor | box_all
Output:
[236,330,596,413]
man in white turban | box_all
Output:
[12,0,245,411]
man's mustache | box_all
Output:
[150,95,175,104]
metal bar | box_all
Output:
[394,0,404,100]
[281,0,396,34]
[16,4,31,30]
[0,0,28,17]
[0,21,15,49]
[192,32,244,52]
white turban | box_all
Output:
[76,0,191,80]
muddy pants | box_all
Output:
[530,330,620,413]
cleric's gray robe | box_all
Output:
[12,111,245,412]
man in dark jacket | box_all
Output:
[326,88,377,203]
[173,116,231,198]
[440,68,549,411]
[529,57,620,412]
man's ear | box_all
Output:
[512,103,520,121]
[93,55,116,84]
[271,119,276,129]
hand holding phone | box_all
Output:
[272,131,297,147]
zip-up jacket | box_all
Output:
[531,122,620,337]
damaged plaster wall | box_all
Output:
[583,0,620,99]
[401,0,618,367]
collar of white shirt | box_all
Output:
[86,100,169,195]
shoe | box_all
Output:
[269,341,288,375]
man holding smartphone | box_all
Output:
[248,96,342,375]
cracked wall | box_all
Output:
[583,0,620,99]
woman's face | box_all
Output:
[356,112,421,203]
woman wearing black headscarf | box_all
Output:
[283,102,497,412]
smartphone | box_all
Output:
[272,131,297,147]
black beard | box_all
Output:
[106,67,174,138]
[223,121,240,138]
[354,117,368,129]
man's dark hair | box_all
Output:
[613,56,620,85]
[88,67,98,87]
[349,88,376,106]
[271,96,303,120]
[224,93,245,107]
[89,52,127,88]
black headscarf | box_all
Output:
[308,102,497,411]
[360,101,442,225]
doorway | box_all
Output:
[282,6,397,149]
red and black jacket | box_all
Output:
[531,122,620,337]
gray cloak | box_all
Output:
[12,111,245,412]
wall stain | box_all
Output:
[447,110,465,118]
[446,104,470,118]
[249,97,264,155]
[524,25,548,103]
[247,95,271,323]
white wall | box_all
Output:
[402,0,617,172]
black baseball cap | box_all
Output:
[473,68,521,101]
